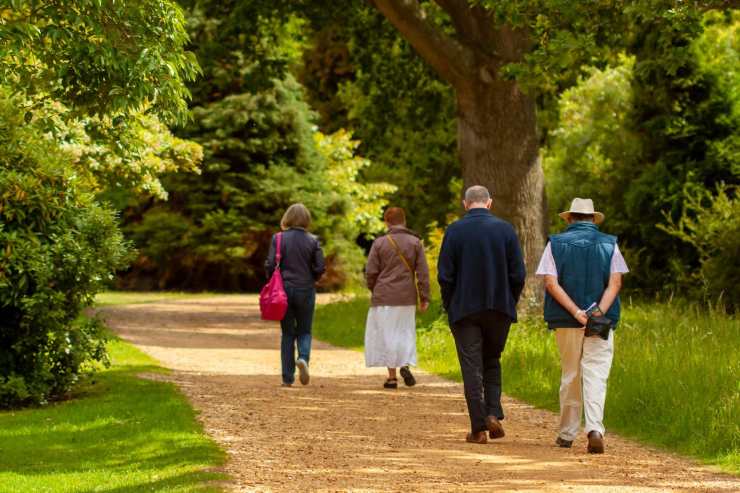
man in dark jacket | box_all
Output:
[438,185,526,444]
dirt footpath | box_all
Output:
[100,296,740,492]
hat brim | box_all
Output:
[559,211,605,224]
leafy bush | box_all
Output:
[120,77,393,291]
[544,12,739,293]
[659,185,740,310]
[0,93,130,407]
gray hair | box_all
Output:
[464,185,490,204]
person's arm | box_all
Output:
[312,238,326,281]
[365,241,381,291]
[597,273,623,313]
[415,240,431,311]
[437,231,455,311]
[264,235,276,279]
[507,231,526,304]
[596,243,628,314]
[543,275,589,326]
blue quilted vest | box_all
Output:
[543,222,621,330]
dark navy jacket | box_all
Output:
[543,222,621,329]
[265,228,325,289]
[437,209,526,324]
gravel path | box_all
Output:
[100,296,739,492]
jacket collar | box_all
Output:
[565,221,599,233]
[465,208,492,217]
[388,225,420,238]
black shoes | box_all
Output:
[399,366,416,387]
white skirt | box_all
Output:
[364,305,417,368]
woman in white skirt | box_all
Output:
[365,207,430,389]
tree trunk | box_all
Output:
[368,0,547,306]
[456,78,547,306]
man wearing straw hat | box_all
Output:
[536,198,629,454]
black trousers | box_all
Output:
[451,309,512,433]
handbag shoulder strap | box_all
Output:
[275,232,283,267]
[387,234,413,274]
[387,234,421,305]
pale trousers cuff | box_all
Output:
[555,328,614,441]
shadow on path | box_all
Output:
[101,296,740,492]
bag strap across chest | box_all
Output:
[387,234,421,306]
[275,232,283,267]
[387,234,413,274]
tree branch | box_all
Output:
[369,0,473,86]
[434,0,476,40]
[435,0,497,54]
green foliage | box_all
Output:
[0,332,225,491]
[544,11,739,292]
[0,91,131,407]
[301,9,461,233]
[0,1,200,123]
[314,297,740,473]
[121,77,393,290]
[27,98,203,201]
[659,184,740,310]
[544,55,640,234]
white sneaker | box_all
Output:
[296,359,310,385]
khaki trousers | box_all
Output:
[555,328,614,441]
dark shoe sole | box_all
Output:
[296,359,310,385]
[555,437,573,448]
[587,433,604,454]
[486,416,505,439]
[400,366,416,387]
[466,432,487,444]
[383,379,398,389]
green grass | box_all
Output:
[314,297,740,475]
[0,334,226,492]
[94,291,220,306]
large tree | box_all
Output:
[365,1,597,296]
[365,1,734,297]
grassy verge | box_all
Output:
[0,307,226,492]
[314,298,739,474]
[94,291,220,306]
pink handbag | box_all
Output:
[259,232,288,321]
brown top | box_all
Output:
[365,226,431,307]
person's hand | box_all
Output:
[419,301,430,313]
[574,310,588,326]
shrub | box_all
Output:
[659,184,740,311]
[0,93,130,407]
[120,77,394,291]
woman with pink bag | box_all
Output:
[264,203,325,387]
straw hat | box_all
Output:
[559,198,605,224]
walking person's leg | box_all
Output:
[480,311,512,438]
[294,287,316,385]
[280,287,298,386]
[555,328,585,446]
[398,305,417,387]
[451,314,488,443]
[581,330,614,453]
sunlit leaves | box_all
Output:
[0,0,200,123]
